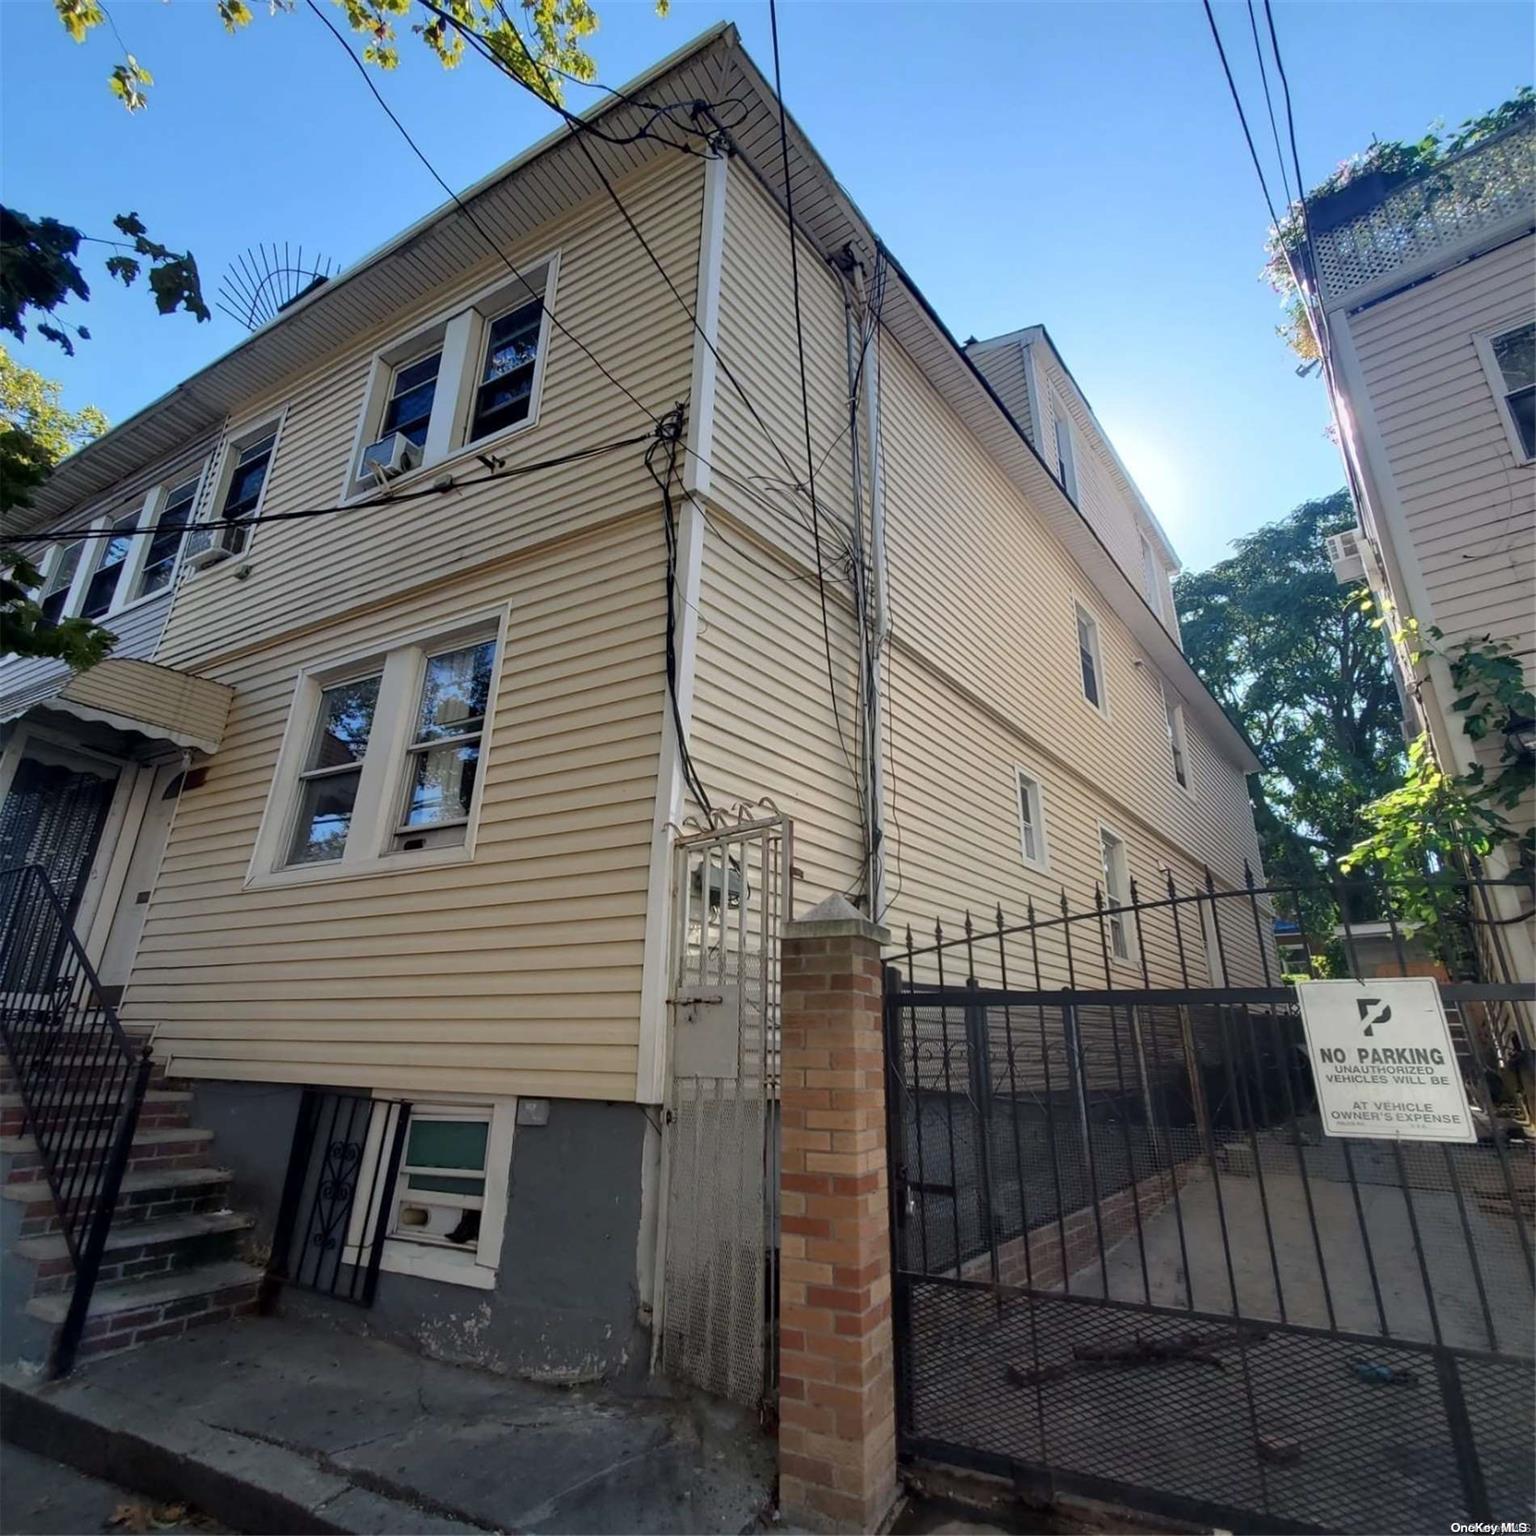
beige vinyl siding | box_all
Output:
[124,515,666,1100]
[875,324,1261,895]
[1033,355,1163,614]
[1349,234,1535,662]
[883,640,1270,990]
[968,342,1035,442]
[711,158,856,572]
[157,156,702,670]
[688,520,863,904]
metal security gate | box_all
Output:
[884,873,1535,1534]
[658,807,791,1407]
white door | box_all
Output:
[97,762,183,989]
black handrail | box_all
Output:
[0,863,152,1375]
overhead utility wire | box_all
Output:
[305,0,660,430]
[435,0,803,488]
[767,0,866,854]
[307,0,819,553]
[1200,0,1285,232]
[1245,0,1295,209]
[31,434,654,544]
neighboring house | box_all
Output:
[1309,116,1535,972]
[0,24,1263,1385]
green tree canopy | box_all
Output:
[1175,490,1405,884]
[0,347,115,670]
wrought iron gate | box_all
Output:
[884,873,1534,1534]
[657,806,791,1407]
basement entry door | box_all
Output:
[658,807,791,1409]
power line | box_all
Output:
[767,0,867,870]
[1200,0,1285,233]
[437,1,804,489]
[304,0,661,431]
[27,432,655,544]
[1245,0,1295,211]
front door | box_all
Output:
[0,741,121,919]
[98,762,184,989]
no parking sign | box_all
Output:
[1294,978,1476,1142]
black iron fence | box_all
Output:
[0,863,153,1376]
[265,1090,411,1308]
[884,871,1535,1534]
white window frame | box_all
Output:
[340,255,560,504]
[246,607,509,890]
[1163,685,1194,797]
[1140,532,1165,619]
[1073,600,1108,717]
[343,1097,516,1291]
[127,464,209,605]
[1014,765,1050,872]
[1052,396,1079,501]
[77,508,142,622]
[1097,822,1137,967]
[1473,318,1535,465]
[188,412,286,570]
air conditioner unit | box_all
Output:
[361,432,421,486]
[1325,528,1367,585]
[183,521,248,571]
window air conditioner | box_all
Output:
[361,432,422,486]
[183,521,248,571]
[1324,528,1367,586]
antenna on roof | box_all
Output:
[216,243,336,332]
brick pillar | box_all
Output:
[778,894,899,1534]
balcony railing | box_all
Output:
[1310,120,1535,305]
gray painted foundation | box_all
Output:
[191,1082,650,1386]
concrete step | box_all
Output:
[0,1089,192,1136]
[15,1209,256,1295]
[1,1126,213,1185]
[2,1165,233,1235]
[14,1208,254,1265]
[25,1260,264,1361]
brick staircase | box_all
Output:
[1,1046,262,1368]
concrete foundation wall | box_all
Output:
[192,1082,649,1385]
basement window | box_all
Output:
[346,1099,516,1290]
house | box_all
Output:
[0,23,1265,1390]
[1307,113,1535,974]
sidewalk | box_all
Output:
[1,1316,775,1534]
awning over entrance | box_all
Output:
[0,658,233,756]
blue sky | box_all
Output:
[2,0,1529,569]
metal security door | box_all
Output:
[884,874,1535,1535]
[658,807,791,1408]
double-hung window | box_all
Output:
[346,264,556,495]
[1016,769,1049,870]
[1075,603,1105,711]
[288,674,383,865]
[381,352,441,448]
[1477,320,1535,462]
[392,1108,491,1249]
[396,639,495,851]
[1140,534,1164,619]
[256,620,503,883]
[470,301,543,443]
[79,512,139,620]
[37,542,83,626]
[1053,399,1079,500]
[1099,826,1134,962]
[222,431,277,524]
[137,476,199,598]
[1164,689,1191,790]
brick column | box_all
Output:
[778,894,899,1533]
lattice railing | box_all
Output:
[1312,122,1535,303]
